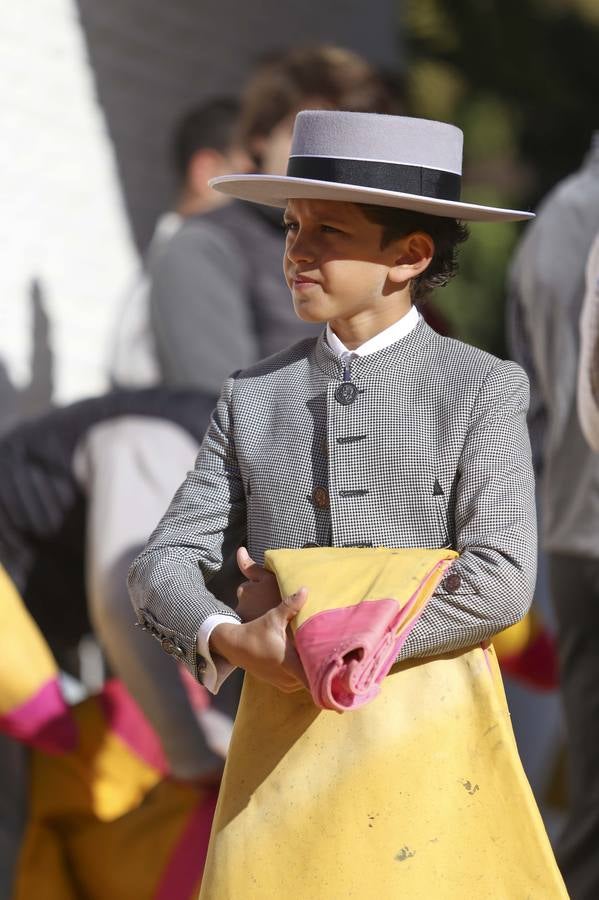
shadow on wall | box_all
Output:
[74,0,211,253]
[0,279,54,436]
[73,0,399,253]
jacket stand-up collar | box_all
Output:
[312,317,435,381]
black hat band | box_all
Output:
[286,156,462,202]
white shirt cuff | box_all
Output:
[196,614,241,694]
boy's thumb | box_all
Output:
[278,586,308,623]
[236,546,262,581]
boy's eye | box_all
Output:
[282,221,345,236]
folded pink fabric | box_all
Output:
[294,596,418,713]
[0,677,77,753]
[266,548,457,713]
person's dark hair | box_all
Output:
[359,204,469,302]
[238,45,400,166]
[171,97,240,181]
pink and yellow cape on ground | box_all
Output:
[200,547,568,900]
[0,564,216,900]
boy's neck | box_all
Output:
[328,298,414,351]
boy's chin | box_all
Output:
[292,300,329,324]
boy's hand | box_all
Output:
[235,546,282,621]
[210,586,309,693]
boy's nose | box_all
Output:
[286,234,316,265]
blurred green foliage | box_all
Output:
[401,0,599,354]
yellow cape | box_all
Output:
[0,565,214,900]
[200,548,567,899]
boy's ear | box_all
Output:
[388,231,435,285]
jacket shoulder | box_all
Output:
[426,329,527,391]
[429,329,497,371]
[231,337,318,382]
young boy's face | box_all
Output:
[283,198,413,327]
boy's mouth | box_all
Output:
[292,274,320,288]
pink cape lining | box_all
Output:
[0,677,77,753]
[295,585,425,712]
[154,788,219,900]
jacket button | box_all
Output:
[335,383,358,405]
[312,486,330,509]
[161,637,176,655]
[443,572,461,593]
[302,541,320,548]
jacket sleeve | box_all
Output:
[149,221,259,393]
[398,359,537,660]
[127,376,245,679]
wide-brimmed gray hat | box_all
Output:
[210,110,534,223]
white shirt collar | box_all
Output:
[325,305,420,359]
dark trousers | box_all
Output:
[550,552,599,900]
[0,736,26,898]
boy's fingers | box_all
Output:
[236,580,258,600]
[236,546,264,582]
[277,587,308,624]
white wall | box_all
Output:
[0,0,138,410]
[0,0,398,422]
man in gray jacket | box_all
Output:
[109,98,249,389]
[508,130,599,900]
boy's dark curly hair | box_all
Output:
[359,204,469,302]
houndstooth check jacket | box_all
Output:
[128,317,537,681]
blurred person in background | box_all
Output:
[0,388,242,783]
[146,45,400,393]
[109,97,249,389]
[507,129,599,900]
[0,387,245,893]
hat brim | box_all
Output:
[210,174,534,223]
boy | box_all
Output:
[129,110,537,695]
[129,112,567,896]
